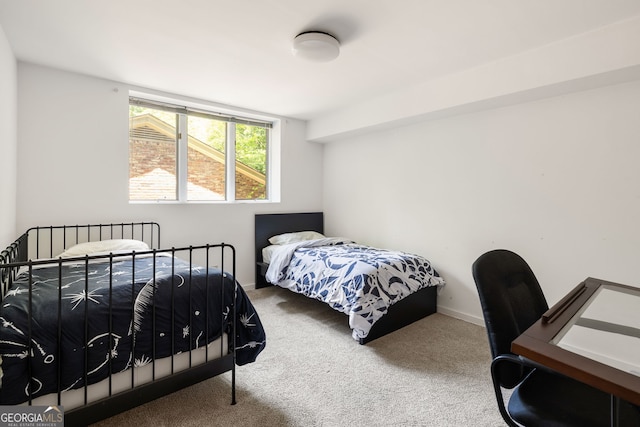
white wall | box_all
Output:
[323,79,640,324]
[17,64,640,323]
[16,63,323,286]
[0,25,17,248]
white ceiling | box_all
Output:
[1,0,640,127]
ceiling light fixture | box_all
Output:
[292,31,340,63]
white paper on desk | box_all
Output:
[557,326,640,377]
[556,286,640,377]
[580,287,640,330]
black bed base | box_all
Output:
[0,222,237,426]
[359,286,437,344]
[254,212,439,344]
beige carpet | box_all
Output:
[92,286,504,426]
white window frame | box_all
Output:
[129,92,279,204]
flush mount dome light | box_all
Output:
[292,31,340,62]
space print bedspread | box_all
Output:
[266,238,445,340]
[0,255,266,404]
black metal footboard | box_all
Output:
[0,223,238,426]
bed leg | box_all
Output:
[231,364,237,405]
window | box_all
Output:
[128,96,272,202]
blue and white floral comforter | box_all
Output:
[266,238,445,340]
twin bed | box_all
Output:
[0,222,266,426]
[254,212,445,344]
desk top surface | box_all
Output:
[512,278,640,406]
[554,283,640,377]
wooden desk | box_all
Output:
[512,277,640,408]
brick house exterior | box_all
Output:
[129,115,266,200]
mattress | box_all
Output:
[23,334,228,410]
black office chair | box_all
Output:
[472,249,640,427]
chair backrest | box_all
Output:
[472,249,549,387]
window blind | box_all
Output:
[129,96,273,129]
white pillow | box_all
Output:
[57,239,150,258]
[261,245,281,264]
[268,231,325,245]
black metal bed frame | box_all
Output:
[0,222,237,426]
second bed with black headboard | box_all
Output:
[254,212,444,344]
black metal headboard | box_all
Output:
[23,222,161,259]
[254,212,324,285]
[0,222,161,299]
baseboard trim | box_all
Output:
[437,306,485,327]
